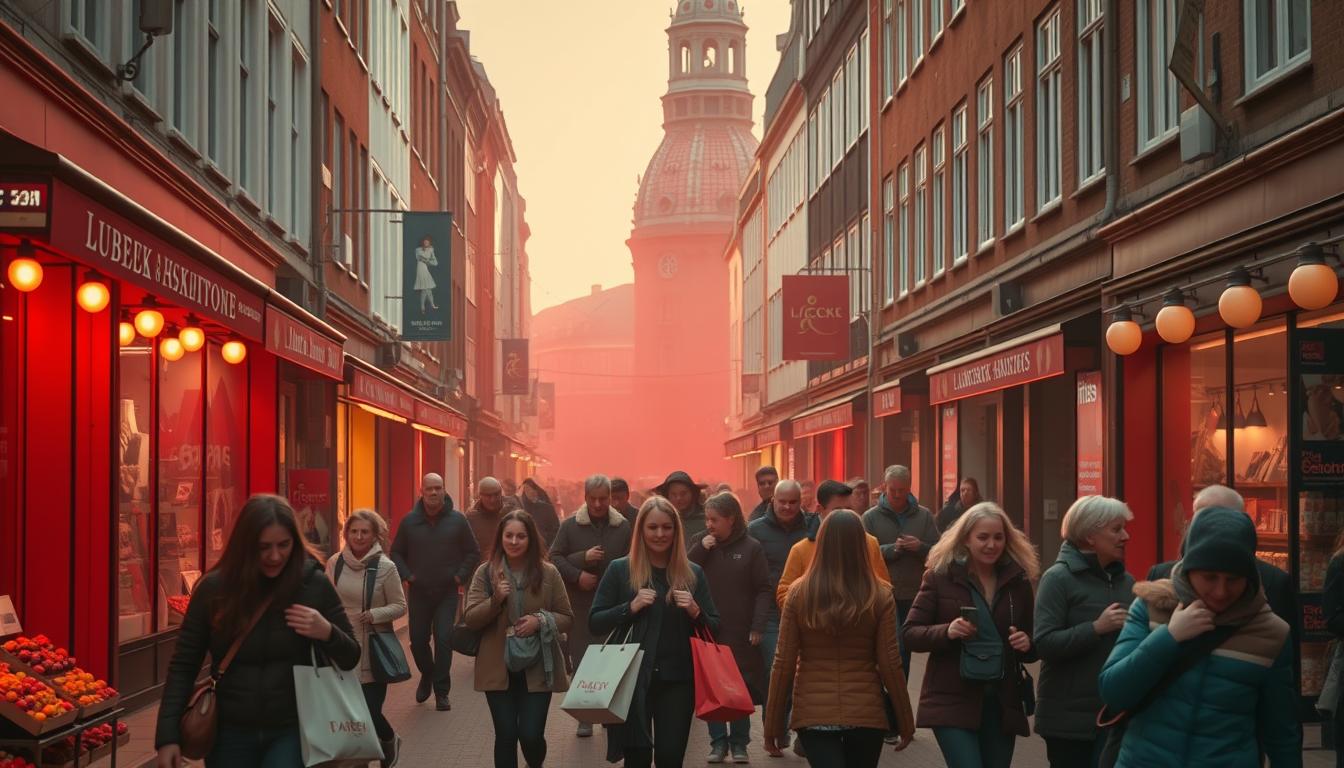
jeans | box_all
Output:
[408,587,457,696]
[205,723,303,768]
[708,715,752,749]
[484,671,553,768]
[796,727,885,768]
[1045,735,1103,768]
[623,677,696,768]
[894,598,914,674]
[362,681,395,741]
[759,617,790,746]
[932,691,1016,768]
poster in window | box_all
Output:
[401,212,454,341]
[1076,371,1104,496]
[288,469,333,552]
[940,404,959,502]
[1297,329,1344,484]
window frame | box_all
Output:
[1078,0,1106,184]
[914,144,928,286]
[883,0,895,100]
[1036,9,1063,211]
[1003,45,1025,232]
[883,175,896,304]
[1137,0,1179,152]
[899,161,911,294]
[951,103,969,266]
[976,75,995,249]
[1243,0,1311,94]
[932,124,947,276]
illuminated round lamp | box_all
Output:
[76,279,110,313]
[7,242,42,292]
[159,336,185,362]
[1105,306,1143,356]
[1155,289,1196,345]
[1288,242,1338,311]
[220,340,248,365]
[118,321,136,347]
[456,444,467,458]
[133,308,164,338]
[179,324,206,353]
[1217,268,1262,329]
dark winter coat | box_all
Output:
[688,528,772,703]
[746,509,816,623]
[748,498,772,523]
[862,493,941,600]
[154,560,360,748]
[547,504,633,651]
[590,557,720,763]
[901,560,1038,736]
[466,499,507,563]
[1032,541,1135,740]
[390,498,480,597]
[937,494,967,532]
[679,503,708,549]
[520,478,560,547]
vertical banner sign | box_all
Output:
[941,404,959,502]
[538,382,556,429]
[401,212,453,341]
[1076,371,1104,496]
[782,275,850,360]
[501,339,530,395]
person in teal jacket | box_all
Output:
[1098,507,1299,768]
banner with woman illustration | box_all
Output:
[402,212,453,340]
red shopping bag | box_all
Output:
[690,625,755,723]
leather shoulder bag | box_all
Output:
[179,597,274,760]
[361,555,413,683]
[450,568,492,657]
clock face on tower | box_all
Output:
[658,254,679,279]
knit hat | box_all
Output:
[1178,506,1259,583]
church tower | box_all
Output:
[628,0,758,480]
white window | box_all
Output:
[207,0,223,163]
[846,46,860,147]
[808,109,818,194]
[952,0,966,17]
[897,0,908,85]
[291,45,308,243]
[1137,0,1177,151]
[883,0,895,99]
[1245,0,1310,92]
[266,18,284,217]
[67,0,111,60]
[898,162,910,295]
[931,0,945,41]
[861,213,871,313]
[976,77,994,248]
[914,145,927,286]
[883,175,895,303]
[831,69,844,166]
[169,0,195,141]
[1037,9,1062,209]
[860,29,870,132]
[912,0,925,67]
[932,126,946,276]
[1004,46,1025,230]
[239,0,258,192]
[820,88,832,180]
[952,104,968,265]
[1078,0,1105,183]
[847,226,861,318]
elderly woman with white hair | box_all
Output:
[1032,496,1136,768]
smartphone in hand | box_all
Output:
[959,606,978,623]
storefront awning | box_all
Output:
[266,304,344,380]
[413,398,468,438]
[872,379,902,418]
[754,421,786,448]
[926,326,1065,405]
[346,362,415,422]
[724,433,757,458]
[791,393,861,438]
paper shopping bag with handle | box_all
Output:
[560,625,644,725]
[292,646,384,767]
[691,625,755,722]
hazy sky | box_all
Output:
[456,0,794,312]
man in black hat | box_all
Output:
[652,470,709,548]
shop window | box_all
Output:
[205,343,247,568]
[1229,322,1289,570]
[1161,331,1227,559]
[280,368,338,557]
[158,348,204,631]
[116,344,154,643]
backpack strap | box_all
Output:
[363,555,381,613]
[333,555,345,585]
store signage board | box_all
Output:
[501,338,530,395]
[928,333,1066,405]
[0,595,20,637]
[401,212,453,341]
[756,423,783,447]
[873,385,902,419]
[348,368,415,419]
[266,306,344,380]
[941,404,959,502]
[793,401,854,438]
[48,180,265,340]
[0,179,50,228]
[1076,371,1105,496]
[782,275,850,360]
[415,399,467,437]
[724,434,756,458]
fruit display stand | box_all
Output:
[0,707,125,768]
[0,639,120,722]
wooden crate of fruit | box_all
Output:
[0,639,120,720]
[0,663,79,735]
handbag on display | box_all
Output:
[690,625,755,723]
[292,645,384,767]
[559,624,644,725]
[178,597,273,760]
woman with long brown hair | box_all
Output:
[763,509,914,767]
[590,495,721,768]
[154,495,360,768]
[463,509,573,768]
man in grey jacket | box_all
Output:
[862,464,940,672]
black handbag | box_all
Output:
[450,570,491,657]
[361,557,412,683]
[1009,593,1036,716]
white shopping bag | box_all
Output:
[292,646,385,767]
[560,628,644,725]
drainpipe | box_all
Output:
[311,4,328,319]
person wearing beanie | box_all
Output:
[1098,507,1300,768]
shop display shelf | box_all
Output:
[0,651,118,720]
[0,698,78,737]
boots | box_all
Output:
[379,733,401,768]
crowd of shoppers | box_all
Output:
[156,470,1314,768]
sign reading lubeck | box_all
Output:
[929,333,1065,405]
[782,275,850,361]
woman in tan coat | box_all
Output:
[464,509,573,768]
[764,510,915,767]
[325,509,408,767]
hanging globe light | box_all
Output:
[1155,289,1196,345]
[220,340,248,365]
[118,321,136,346]
[7,240,42,292]
[159,336,185,362]
[134,307,164,337]
[1288,243,1338,311]
[1105,306,1143,356]
[179,323,206,352]
[76,279,110,313]
[1217,268,1262,329]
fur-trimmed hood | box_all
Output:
[1132,577,1287,658]
[574,503,627,528]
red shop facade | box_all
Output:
[0,138,344,707]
